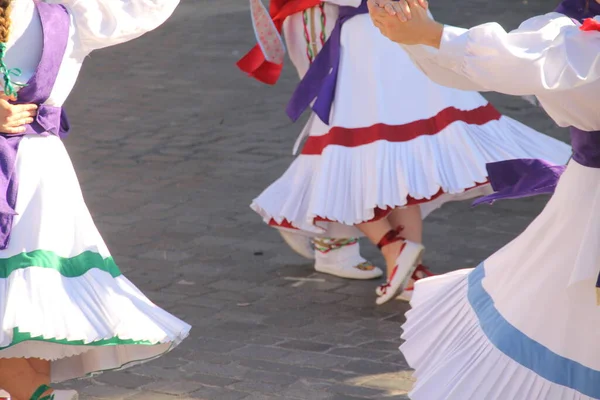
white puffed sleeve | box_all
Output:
[402,13,600,96]
[61,0,179,54]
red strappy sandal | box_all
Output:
[396,264,435,302]
[375,226,424,305]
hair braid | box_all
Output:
[0,0,11,44]
[0,0,22,99]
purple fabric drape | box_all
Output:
[0,1,70,248]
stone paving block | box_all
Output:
[244,335,287,346]
[379,353,411,366]
[357,340,402,352]
[124,392,180,400]
[189,386,250,400]
[329,395,371,400]
[278,340,333,353]
[327,347,391,361]
[181,360,250,380]
[310,333,375,347]
[212,309,269,325]
[326,383,386,398]
[241,395,301,400]
[281,379,334,400]
[95,372,156,390]
[186,373,241,388]
[341,360,405,376]
[237,359,357,383]
[228,380,291,396]
[81,384,140,398]
[242,369,299,386]
[129,365,191,381]
[230,344,293,361]
[186,337,247,354]
[143,381,208,395]
[278,351,352,369]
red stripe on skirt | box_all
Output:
[301,103,501,155]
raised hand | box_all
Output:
[368,0,429,21]
[367,0,443,47]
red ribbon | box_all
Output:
[237,0,322,85]
[580,18,600,31]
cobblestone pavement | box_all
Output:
[53,0,568,398]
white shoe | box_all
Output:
[395,264,435,302]
[376,241,424,305]
[279,230,315,260]
[314,239,382,280]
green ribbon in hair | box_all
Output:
[0,42,25,98]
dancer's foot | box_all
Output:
[279,230,315,260]
[375,229,424,305]
[376,263,434,297]
[313,237,383,280]
[396,264,435,302]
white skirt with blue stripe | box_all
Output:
[400,159,600,400]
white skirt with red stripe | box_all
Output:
[251,11,571,238]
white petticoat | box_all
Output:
[401,160,600,399]
[0,135,190,383]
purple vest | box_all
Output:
[285,0,368,125]
[0,1,70,248]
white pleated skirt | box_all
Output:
[0,135,190,383]
[401,160,600,399]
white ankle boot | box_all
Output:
[313,238,383,280]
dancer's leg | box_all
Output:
[0,359,51,400]
[387,206,423,244]
[357,218,403,277]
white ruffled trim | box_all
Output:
[400,270,595,400]
[252,116,571,233]
[0,267,190,382]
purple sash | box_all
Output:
[0,1,70,248]
[554,0,600,22]
[473,128,600,293]
[473,129,599,206]
[286,0,368,124]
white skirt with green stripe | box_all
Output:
[0,135,190,382]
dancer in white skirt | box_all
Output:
[369,0,600,398]
[0,0,190,399]
[240,0,571,304]
[240,0,384,282]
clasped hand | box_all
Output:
[367,0,444,48]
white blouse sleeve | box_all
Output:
[404,13,600,96]
[62,0,179,53]
[400,43,487,91]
